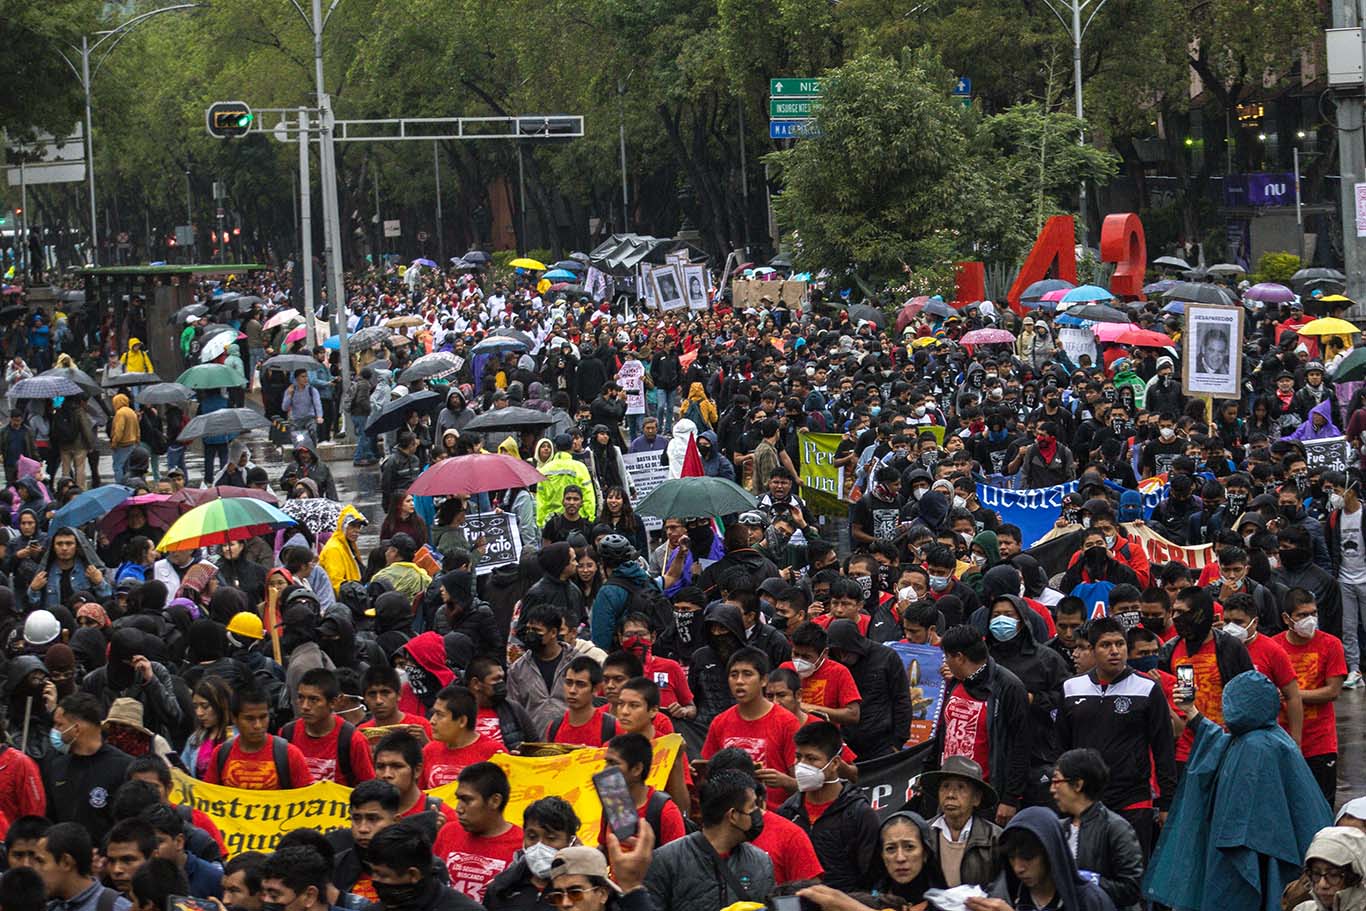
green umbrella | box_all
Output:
[1331,347,1366,383]
[176,363,247,389]
[633,476,758,520]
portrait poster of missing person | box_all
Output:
[1182,303,1243,400]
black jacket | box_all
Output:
[523,575,587,630]
[697,548,779,598]
[1273,552,1343,638]
[928,658,1031,808]
[826,621,914,759]
[743,620,792,670]
[776,784,881,892]
[410,876,483,911]
[485,857,542,911]
[976,597,1069,772]
[686,604,742,726]
[1071,801,1145,911]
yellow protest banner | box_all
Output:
[171,735,682,856]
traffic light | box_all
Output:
[206,101,253,139]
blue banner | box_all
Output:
[976,479,1168,547]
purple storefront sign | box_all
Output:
[1224,173,1295,208]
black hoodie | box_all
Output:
[686,603,744,726]
[999,806,1117,911]
[826,619,914,759]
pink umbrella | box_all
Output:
[168,486,279,508]
[896,297,931,333]
[1093,322,1131,343]
[409,454,545,497]
[960,328,1016,345]
[262,309,301,330]
[285,325,307,345]
[99,493,181,537]
[1041,289,1069,303]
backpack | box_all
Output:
[683,399,708,430]
[545,711,617,745]
[602,574,679,659]
[282,719,357,784]
[215,735,293,789]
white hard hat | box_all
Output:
[23,610,61,646]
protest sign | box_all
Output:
[464,511,521,574]
[623,450,669,532]
[850,743,934,820]
[1183,303,1243,399]
[888,642,944,746]
[797,430,848,518]
[171,735,683,855]
[1058,327,1097,367]
[618,359,646,415]
[1126,523,1215,569]
[976,481,1074,548]
[1304,435,1352,474]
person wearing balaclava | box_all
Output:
[434,571,502,659]
[1275,525,1343,638]
[372,590,416,657]
[523,542,586,629]
[180,618,251,692]
[43,643,78,701]
[80,627,183,738]
[1158,587,1253,765]
[688,603,745,728]
[1060,528,1140,596]
[4,653,55,759]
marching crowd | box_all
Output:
[0,262,1360,911]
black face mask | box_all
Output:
[372,879,427,911]
[1173,609,1213,646]
[738,807,764,842]
[1084,546,1110,575]
[1282,546,1312,570]
[490,681,508,704]
[1225,493,1247,516]
[1140,615,1168,633]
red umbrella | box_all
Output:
[408,454,545,497]
[98,493,181,537]
[895,297,931,334]
[168,485,279,508]
[1115,328,1174,348]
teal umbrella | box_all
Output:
[634,477,758,519]
[177,364,246,389]
[1332,347,1366,382]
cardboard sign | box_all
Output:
[623,449,669,532]
[464,511,521,574]
[1304,435,1353,473]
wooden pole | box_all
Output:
[266,586,283,664]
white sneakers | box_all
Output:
[1345,670,1363,690]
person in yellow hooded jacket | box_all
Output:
[319,504,368,593]
[110,393,140,481]
[536,434,597,527]
[120,338,154,374]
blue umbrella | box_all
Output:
[542,269,578,282]
[51,485,134,530]
[1054,313,1093,328]
[1161,301,1185,315]
[472,336,529,354]
[923,299,954,318]
[1060,284,1114,304]
[323,336,340,350]
[1144,279,1179,295]
[411,258,439,268]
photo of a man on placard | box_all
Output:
[1195,325,1230,376]
[1183,303,1243,399]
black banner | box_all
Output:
[1025,527,1084,577]
[851,743,935,820]
[1304,436,1352,474]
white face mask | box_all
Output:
[792,656,821,679]
[913,487,928,501]
[1330,492,1346,511]
[1223,622,1249,642]
[523,842,560,879]
[953,495,967,509]
[794,758,833,793]
[1104,535,1116,549]
[1160,427,1176,441]
[1293,615,1318,638]
[899,586,918,602]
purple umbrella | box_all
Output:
[411,258,439,269]
[1244,282,1296,303]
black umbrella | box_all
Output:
[175,304,209,324]
[1067,303,1132,323]
[551,259,586,273]
[40,366,102,398]
[489,327,536,348]
[261,354,318,373]
[102,371,162,388]
[178,408,273,441]
[462,406,556,433]
[462,250,492,264]
[1152,255,1192,270]
[1293,268,1346,285]
[398,352,463,386]
[365,389,444,436]
[1160,282,1235,306]
[847,304,887,328]
[138,383,195,406]
[769,253,793,270]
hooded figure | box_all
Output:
[1001,806,1117,911]
[214,439,253,487]
[522,542,586,629]
[688,603,745,726]
[372,590,415,657]
[436,389,474,435]
[869,811,944,905]
[4,655,53,760]
[534,435,597,525]
[1144,670,1333,911]
[26,525,111,609]
[120,338,154,374]
[395,631,454,712]
[278,440,338,500]
[826,619,914,758]
[1285,398,1343,442]
[680,382,718,429]
[79,627,184,738]
[695,430,735,481]
[665,418,698,480]
[1292,827,1366,911]
[962,530,1001,594]
[319,505,368,593]
[913,489,951,534]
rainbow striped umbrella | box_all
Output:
[157,497,295,552]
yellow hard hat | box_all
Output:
[227,611,265,640]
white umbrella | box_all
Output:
[199,332,235,362]
[263,308,302,331]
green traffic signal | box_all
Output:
[236,113,253,128]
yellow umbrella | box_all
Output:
[911,336,941,349]
[1298,317,1359,336]
[509,257,547,271]
[1319,294,1355,304]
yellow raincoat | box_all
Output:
[121,338,154,374]
[318,504,367,593]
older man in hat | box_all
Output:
[918,755,1004,891]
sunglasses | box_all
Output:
[541,887,601,907]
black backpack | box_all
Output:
[215,735,294,789]
[603,574,679,659]
[282,719,358,784]
[545,711,617,744]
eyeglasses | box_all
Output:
[541,886,600,906]
[1048,776,1076,786]
[1306,867,1347,886]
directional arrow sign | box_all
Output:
[769,99,818,118]
[951,76,972,96]
[770,78,823,98]
[770,120,820,140]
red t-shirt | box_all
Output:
[1170,637,1226,762]
[702,702,800,807]
[288,719,377,786]
[596,786,687,846]
[644,654,693,709]
[0,748,45,824]
[779,659,861,710]
[940,688,990,778]
[433,822,524,903]
[359,712,434,740]
[547,706,616,747]
[474,708,508,750]
[401,793,459,827]
[422,735,503,789]
[1274,631,1348,757]
[812,613,871,636]
[1245,635,1296,689]
[754,810,824,885]
[204,737,314,789]
[652,712,675,737]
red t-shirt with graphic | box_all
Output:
[1170,637,1226,762]
[421,735,503,789]
[546,706,616,747]
[474,709,508,750]
[701,702,800,807]
[779,658,861,711]
[644,654,693,709]
[204,737,314,790]
[433,822,524,903]
[940,688,990,778]
[1274,631,1348,757]
[1245,635,1296,689]
[812,613,871,636]
[288,720,376,786]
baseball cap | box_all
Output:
[548,847,621,893]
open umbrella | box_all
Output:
[1207,263,1246,275]
[51,485,134,531]
[263,308,302,330]
[634,476,758,520]
[349,326,391,350]
[1115,328,1175,347]
[41,367,102,398]
[541,269,578,282]
[178,408,273,441]
[279,498,346,540]
[199,332,235,362]
[1143,280,1179,296]
[489,327,536,348]
[1152,255,1192,270]
[101,372,161,388]
[168,485,277,508]
[138,383,195,406]
[472,336,529,355]
[551,260,586,273]
[411,258,439,269]
[9,376,82,399]
[462,406,556,433]
[1162,282,1235,306]
[409,454,545,498]
[1161,301,1185,315]
[1297,317,1359,337]
[158,498,296,552]
[399,352,463,386]
[365,389,444,436]
[508,257,547,271]
[1020,279,1074,305]
[847,304,887,328]
[1060,285,1114,304]
[174,304,209,324]
[1331,347,1366,382]
[462,250,492,264]
[1067,303,1131,324]
[1244,282,1295,303]
[98,492,182,537]
[923,299,954,318]
[1292,268,1346,287]
[260,354,317,373]
[960,328,1015,345]
[177,364,246,390]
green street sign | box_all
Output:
[957,96,973,110]
[770,78,823,98]
[769,99,817,118]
